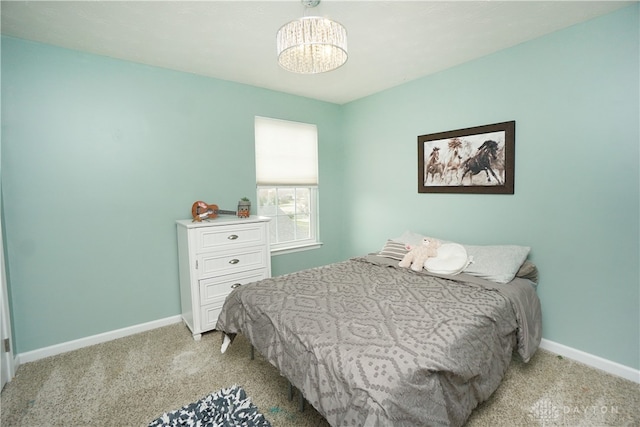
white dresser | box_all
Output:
[176,216,271,340]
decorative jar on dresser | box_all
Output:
[176,216,271,340]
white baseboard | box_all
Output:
[539,338,639,384]
[16,315,183,366]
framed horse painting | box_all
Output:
[418,121,515,194]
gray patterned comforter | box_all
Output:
[216,256,542,427]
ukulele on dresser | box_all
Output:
[191,201,236,222]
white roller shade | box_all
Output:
[255,116,318,186]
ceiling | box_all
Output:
[0,1,633,105]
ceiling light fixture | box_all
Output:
[276,0,348,74]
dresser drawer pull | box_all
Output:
[228,234,239,240]
[229,259,240,265]
[230,283,242,289]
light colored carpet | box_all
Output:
[1,322,638,426]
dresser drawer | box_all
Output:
[197,247,268,277]
[195,223,266,253]
[200,303,224,332]
[199,270,269,305]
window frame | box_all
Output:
[257,185,321,255]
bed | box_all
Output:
[216,236,542,427]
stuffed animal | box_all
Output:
[398,237,441,272]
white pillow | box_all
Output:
[463,245,530,284]
[424,243,470,275]
[392,231,429,247]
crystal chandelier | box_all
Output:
[276,0,348,74]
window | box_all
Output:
[255,116,320,253]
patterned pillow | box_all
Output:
[377,240,408,260]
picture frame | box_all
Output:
[418,121,515,194]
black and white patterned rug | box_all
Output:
[149,385,272,427]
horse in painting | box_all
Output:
[443,138,466,184]
[425,147,444,184]
[460,140,503,185]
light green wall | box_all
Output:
[1,37,346,353]
[341,5,639,369]
[2,4,638,371]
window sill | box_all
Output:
[270,242,323,256]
